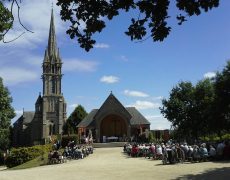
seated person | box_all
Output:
[131,145,139,157]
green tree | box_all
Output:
[148,131,156,143]
[57,0,219,51]
[0,77,15,151]
[213,61,230,135]
[160,81,195,140]
[193,78,215,137]
[0,1,13,41]
[63,105,88,134]
[62,120,75,135]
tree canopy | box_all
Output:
[0,0,219,50]
[160,61,230,141]
[56,0,219,51]
[63,105,88,135]
[0,1,13,41]
[214,61,230,133]
[0,77,15,151]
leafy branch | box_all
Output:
[0,0,34,43]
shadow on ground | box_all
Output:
[173,167,230,180]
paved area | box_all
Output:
[0,147,230,180]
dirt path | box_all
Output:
[0,147,230,180]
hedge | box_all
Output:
[61,134,79,147]
[6,144,52,168]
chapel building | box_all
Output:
[77,93,150,143]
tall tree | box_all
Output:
[0,77,15,150]
[193,78,215,137]
[214,61,230,134]
[63,105,88,134]
[161,79,216,140]
[160,81,195,140]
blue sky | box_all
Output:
[1,0,230,130]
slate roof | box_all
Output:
[77,107,150,128]
[77,109,98,127]
[14,111,35,126]
[126,107,150,125]
[94,93,131,120]
[23,111,35,124]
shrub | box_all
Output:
[221,133,230,140]
[5,144,51,168]
[148,132,156,143]
[61,134,79,147]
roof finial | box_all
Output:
[110,90,113,94]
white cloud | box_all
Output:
[1,0,65,48]
[127,100,160,110]
[124,90,149,97]
[69,104,78,108]
[121,55,128,62]
[100,75,119,84]
[15,110,23,116]
[23,55,43,66]
[145,115,163,119]
[204,72,216,79]
[63,59,98,72]
[145,114,171,130]
[152,96,164,100]
[94,43,110,48]
[0,67,39,86]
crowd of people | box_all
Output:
[123,140,230,164]
[48,141,94,164]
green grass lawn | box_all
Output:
[9,152,49,170]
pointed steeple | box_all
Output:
[47,9,57,57]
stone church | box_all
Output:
[13,10,67,146]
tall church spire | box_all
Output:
[42,8,63,96]
[47,9,57,57]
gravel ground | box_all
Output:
[0,147,230,180]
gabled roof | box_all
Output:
[94,93,131,120]
[22,111,35,124]
[77,107,150,128]
[77,109,98,128]
[126,107,150,125]
[77,93,151,128]
[14,111,35,126]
